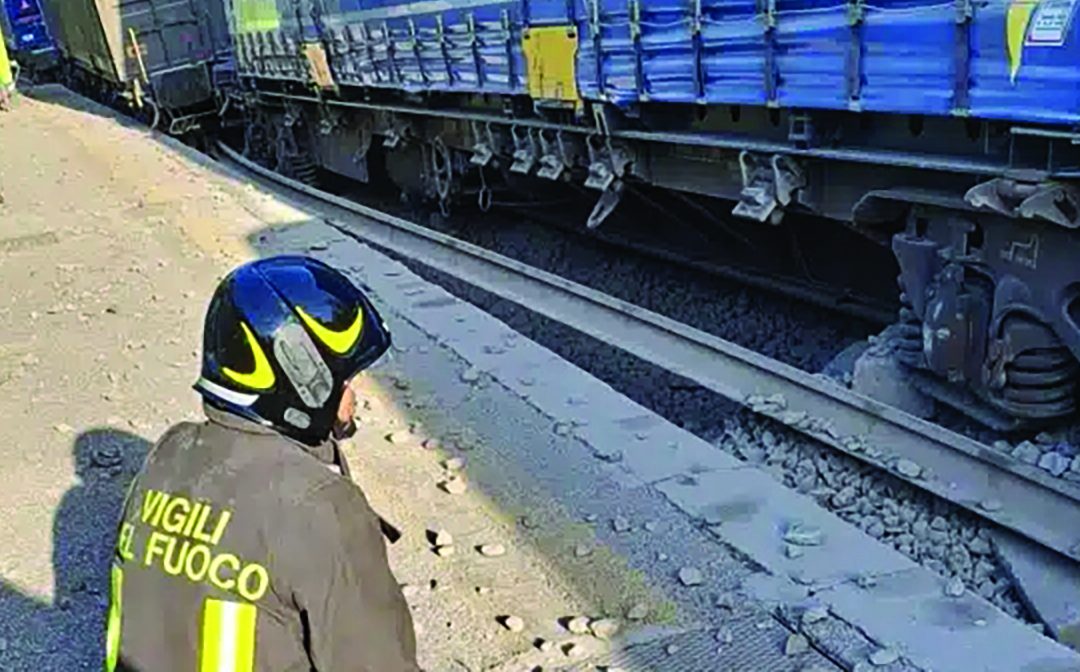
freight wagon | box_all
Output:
[37,0,233,132]
[227,0,1080,428]
[1,0,56,76]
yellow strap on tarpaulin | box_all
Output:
[1007,0,1038,83]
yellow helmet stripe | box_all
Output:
[222,322,276,390]
[296,306,364,354]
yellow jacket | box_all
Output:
[0,25,12,89]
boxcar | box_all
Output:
[229,0,1080,426]
[2,0,52,54]
[38,0,231,128]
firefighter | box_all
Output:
[0,21,12,110]
[105,255,420,671]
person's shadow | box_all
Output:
[0,428,151,670]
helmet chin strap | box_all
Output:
[331,418,357,441]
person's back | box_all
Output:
[104,256,420,671]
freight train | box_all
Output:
[1,0,56,77]
[34,0,1080,429]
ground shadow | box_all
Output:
[0,428,151,671]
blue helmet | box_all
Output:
[195,256,391,445]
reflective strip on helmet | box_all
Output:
[295,306,364,355]
[199,599,257,672]
[196,377,259,407]
[105,564,123,672]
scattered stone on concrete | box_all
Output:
[460,366,482,383]
[944,576,965,598]
[536,639,554,652]
[589,618,620,640]
[385,430,412,444]
[499,615,525,632]
[442,457,465,472]
[401,584,420,598]
[784,633,809,656]
[564,642,583,657]
[566,616,591,634]
[979,498,1003,512]
[626,603,649,621]
[784,523,824,547]
[479,543,507,557]
[612,516,631,532]
[435,545,455,557]
[869,646,900,666]
[643,521,658,532]
[440,478,467,495]
[785,544,805,559]
[678,567,704,586]
[432,529,454,547]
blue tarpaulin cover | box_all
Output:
[258,0,1080,125]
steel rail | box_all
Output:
[217,141,1080,562]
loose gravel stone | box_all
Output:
[626,603,649,620]
[564,642,583,657]
[500,615,525,632]
[869,647,900,666]
[715,628,734,645]
[459,366,482,383]
[678,567,704,586]
[440,478,467,495]
[385,430,412,444]
[536,639,554,652]
[566,616,591,634]
[1038,451,1071,477]
[574,543,593,557]
[944,576,966,598]
[612,516,631,532]
[784,633,809,656]
[895,458,922,478]
[783,523,824,546]
[589,618,620,640]
[442,457,465,471]
[435,545,455,557]
[479,543,506,557]
[1012,441,1042,465]
[785,544,805,559]
[432,529,454,547]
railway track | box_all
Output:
[216,140,1080,572]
